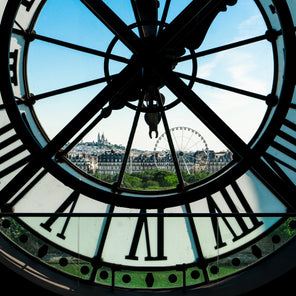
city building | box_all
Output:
[67,134,233,176]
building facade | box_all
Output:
[68,143,233,176]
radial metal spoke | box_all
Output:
[89,204,115,282]
[42,62,140,158]
[131,0,145,39]
[183,131,195,151]
[158,100,185,189]
[32,76,116,102]
[12,28,129,63]
[59,78,138,157]
[158,0,171,34]
[59,109,108,157]
[116,97,144,188]
[156,69,249,157]
[178,31,280,62]
[171,129,181,151]
[184,203,210,282]
[157,0,237,51]
[176,72,267,101]
[187,140,203,152]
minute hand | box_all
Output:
[158,0,237,51]
[80,0,143,55]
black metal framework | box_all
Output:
[0,212,296,293]
[0,0,296,295]
[1,0,295,208]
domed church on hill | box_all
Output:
[97,132,110,146]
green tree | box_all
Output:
[92,169,212,190]
[123,174,143,189]
[182,171,212,183]
[131,171,154,184]
[153,170,176,187]
[92,173,118,184]
[163,175,179,187]
[145,180,160,189]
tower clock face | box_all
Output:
[1,0,296,295]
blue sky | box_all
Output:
[27,0,273,152]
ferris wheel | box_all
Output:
[153,127,209,174]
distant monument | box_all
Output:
[97,132,109,146]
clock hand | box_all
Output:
[158,0,237,51]
[80,0,237,60]
[79,0,239,147]
[58,88,139,157]
[43,62,141,158]
[132,0,159,39]
[151,64,248,157]
[80,0,144,55]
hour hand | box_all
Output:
[159,0,237,50]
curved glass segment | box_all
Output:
[0,0,296,295]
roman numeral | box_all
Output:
[206,182,263,249]
[264,118,296,187]
[9,49,18,86]
[0,124,31,178]
[125,209,167,261]
[0,123,13,138]
[40,191,80,239]
[5,169,47,212]
[272,119,296,158]
[0,158,42,209]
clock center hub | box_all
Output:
[139,46,186,90]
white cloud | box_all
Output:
[226,50,270,95]
[237,14,266,38]
[198,52,225,78]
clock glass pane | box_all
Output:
[1,0,296,293]
[24,0,273,193]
